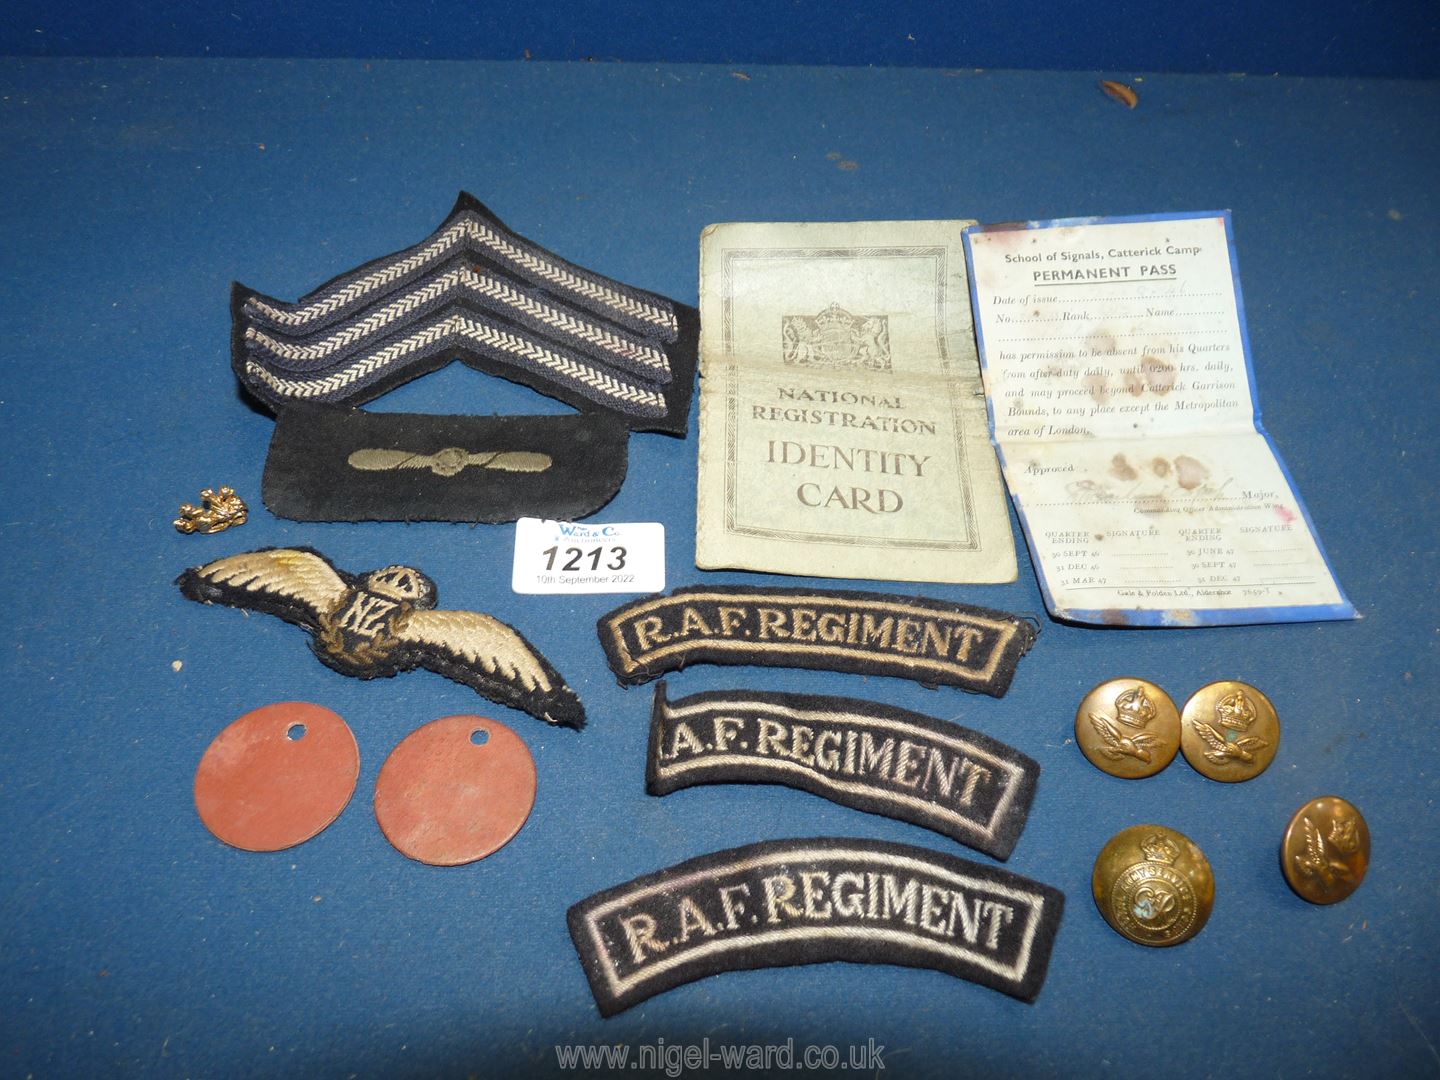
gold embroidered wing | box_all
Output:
[347,448,552,475]
[178,547,349,626]
[398,609,555,694]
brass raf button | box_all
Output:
[1092,825,1214,946]
[1180,680,1279,782]
[1075,678,1180,779]
[1281,796,1370,904]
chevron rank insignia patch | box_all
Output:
[647,683,1040,860]
[176,547,584,728]
[261,404,629,523]
[567,837,1065,1016]
[232,192,698,435]
[597,586,1038,697]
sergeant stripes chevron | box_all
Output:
[243,264,672,381]
[242,314,668,414]
[245,206,678,339]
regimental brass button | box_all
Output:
[1092,825,1215,946]
[1281,796,1370,904]
[1179,680,1279,782]
[1075,678,1180,779]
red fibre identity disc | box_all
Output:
[194,702,360,852]
[373,715,537,866]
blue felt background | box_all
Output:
[2,0,1438,79]
[0,59,1436,1077]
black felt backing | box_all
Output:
[262,405,629,523]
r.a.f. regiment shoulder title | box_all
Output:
[598,586,1038,697]
[568,837,1065,1016]
[647,683,1040,860]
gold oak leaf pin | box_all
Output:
[347,448,552,478]
[174,486,248,534]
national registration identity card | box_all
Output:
[963,212,1353,627]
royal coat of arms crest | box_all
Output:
[781,303,891,370]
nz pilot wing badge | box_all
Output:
[177,547,584,729]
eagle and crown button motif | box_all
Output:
[1281,796,1370,904]
[1075,678,1180,779]
[1180,681,1280,782]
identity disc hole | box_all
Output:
[471,728,490,746]
[287,723,307,741]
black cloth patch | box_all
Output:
[176,547,584,729]
[597,586,1039,697]
[232,193,699,436]
[261,404,628,523]
[646,683,1039,860]
[567,837,1065,1016]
